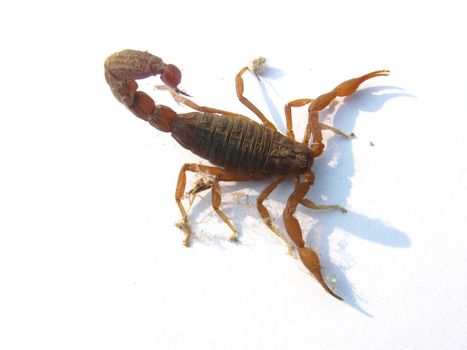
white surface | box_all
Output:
[1,1,466,349]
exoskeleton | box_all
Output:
[105,49,389,300]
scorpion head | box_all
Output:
[267,139,313,174]
[285,144,314,172]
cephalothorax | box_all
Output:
[105,49,389,300]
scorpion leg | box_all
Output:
[283,170,343,300]
[236,67,278,131]
[284,99,354,142]
[185,170,295,250]
[299,198,347,213]
[168,89,253,123]
[319,123,355,138]
[211,178,239,242]
[284,98,314,141]
[176,163,266,245]
[302,70,389,157]
[169,66,278,130]
[257,175,294,252]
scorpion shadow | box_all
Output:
[186,80,412,315]
[255,79,412,315]
[290,86,412,315]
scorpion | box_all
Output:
[104,49,389,300]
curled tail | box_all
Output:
[104,49,180,131]
[298,247,343,301]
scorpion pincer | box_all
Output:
[104,49,389,300]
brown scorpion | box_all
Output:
[104,49,389,300]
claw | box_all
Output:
[298,247,343,301]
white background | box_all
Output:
[1,1,466,349]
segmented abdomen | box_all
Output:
[171,112,312,175]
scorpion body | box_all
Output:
[104,49,389,300]
[171,112,312,174]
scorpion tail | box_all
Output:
[104,49,180,132]
[298,247,343,301]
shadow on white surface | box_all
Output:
[179,80,414,316]
[301,86,413,314]
[1,1,467,349]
